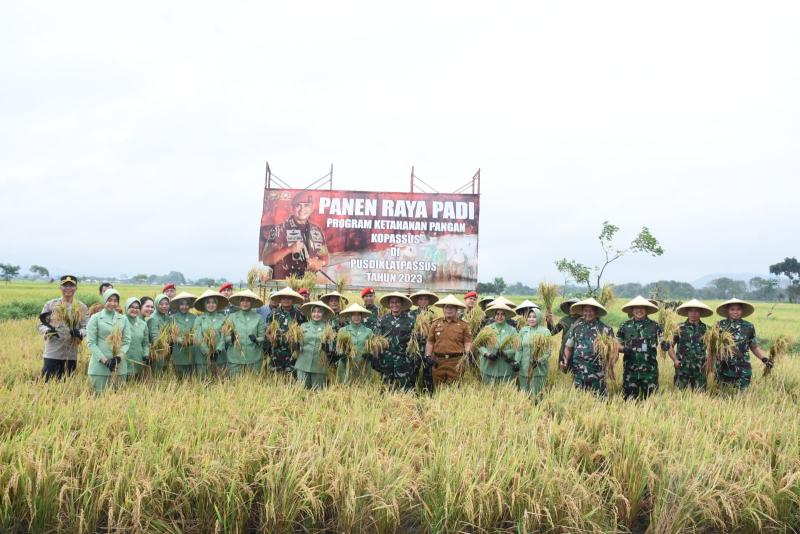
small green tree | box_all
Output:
[29,265,49,279]
[555,221,664,296]
[0,264,21,283]
[769,257,800,303]
[492,277,507,295]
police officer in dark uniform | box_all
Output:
[262,192,329,278]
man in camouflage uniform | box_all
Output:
[546,297,580,372]
[261,191,329,278]
[616,296,665,400]
[360,287,380,331]
[562,298,614,396]
[410,290,439,394]
[668,299,712,390]
[219,282,239,317]
[38,275,89,381]
[266,287,306,374]
[714,298,772,390]
[372,292,418,391]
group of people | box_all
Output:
[38,275,773,397]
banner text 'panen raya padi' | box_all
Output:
[259,189,479,290]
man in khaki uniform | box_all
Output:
[425,294,473,387]
[39,275,89,381]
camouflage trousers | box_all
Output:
[572,359,607,396]
[269,347,296,374]
[674,359,707,390]
[375,353,419,392]
[715,358,752,390]
[622,365,659,400]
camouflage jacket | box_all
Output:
[375,312,416,377]
[565,319,614,367]
[364,303,380,331]
[269,307,306,351]
[717,319,757,363]
[616,317,662,370]
[674,321,707,365]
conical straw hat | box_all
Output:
[485,302,516,320]
[320,291,349,306]
[515,299,540,315]
[559,298,580,315]
[410,290,440,305]
[194,289,229,312]
[434,294,466,309]
[491,296,516,308]
[478,295,495,310]
[621,295,659,315]
[271,286,304,306]
[380,292,413,310]
[716,298,755,319]
[676,299,714,318]
[570,297,608,317]
[169,291,197,312]
[339,303,372,317]
[229,289,265,309]
[301,300,334,321]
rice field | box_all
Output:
[1,282,799,532]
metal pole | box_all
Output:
[330,163,334,190]
[265,161,271,189]
[410,165,415,193]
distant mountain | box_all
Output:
[692,273,770,288]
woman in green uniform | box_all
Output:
[194,289,229,377]
[170,292,198,378]
[295,301,336,389]
[147,294,172,375]
[123,297,149,381]
[514,303,551,397]
[86,289,131,394]
[336,303,376,385]
[478,303,520,384]
[225,289,266,377]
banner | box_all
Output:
[259,189,480,290]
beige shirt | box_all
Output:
[38,298,88,360]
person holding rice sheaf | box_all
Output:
[320,291,349,330]
[86,289,131,394]
[194,289,230,376]
[225,289,267,377]
[562,298,614,396]
[616,296,664,400]
[425,294,472,387]
[410,290,440,393]
[714,298,772,390]
[337,303,376,385]
[478,303,520,385]
[169,292,199,378]
[38,275,89,381]
[668,299,713,390]
[219,282,239,316]
[360,287,380,330]
[295,301,336,389]
[267,287,307,374]
[546,297,581,371]
[122,297,149,381]
[515,302,551,397]
[374,292,417,391]
[147,294,173,375]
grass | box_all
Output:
[1,282,800,532]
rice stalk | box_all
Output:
[407,336,421,360]
[105,325,123,358]
[658,307,680,359]
[301,271,318,292]
[464,307,485,337]
[703,323,735,375]
[335,329,356,361]
[528,335,551,379]
[286,274,303,291]
[335,275,347,295]
[365,334,389,355]
[765,335,792,377]
[52,302,83,345]
[538,282,559,313]
[319,324,337,364]
[472,327,498,352]
[180,329,196,348]
[285,322,304,360]
[515,315,527,330]
[246,267,259,290]
[498,333,521,354]
[266,319,280,344]
[412,312,433,340]
[598,284,615,307]
[150,323,172,361]
[201,328,218,363]
[593,332,618,383]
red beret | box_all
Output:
[219,282,234,291]
[360,287,375,298]
[162,283,176,291]
[464,291,478,299]
[298,288,309,296]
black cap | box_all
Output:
[60,275,78,286]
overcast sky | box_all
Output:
[2,1,798,286]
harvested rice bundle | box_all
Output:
[201,328,218,363]
[319,324,337,363]
[528,335,552,379]
[286,274,303,291]
[593,332,618,384]
[365,334,389,355]
[180,329,196,348]
[498,333,521,354]
[598,284,615,307]
[765,335,792,377]
[658,307,680,359]
[515,315,527,330]
[335,275,347,295]
[464,307,485,337]
[703,323,735,375]
[266,319,280,344]
[52,302,83,345]
[221,320,241,352]
[246,267,259,291]
[538,282,559,313]
[150,324,172,361]
[285,322,305,360]
[105,326,124,359]
[412,312,433,340]
[336,329,356,361]
[301,271,318,293]
[472,327,498,352]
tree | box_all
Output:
[492,277,507,295]
[769,257,800,303]
[29,265,49,279]
[131,274,149,284]
[555,221,664,296]
[195,277,216,287]
[0,264,21,283]
[748,277,780,301]
[703,277,747,299]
